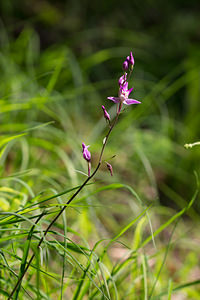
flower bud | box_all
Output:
[82,143,91,162]
[102,105,110,122]
[129,52,134,66]
[106,162,113,176]
[122,59,129,71]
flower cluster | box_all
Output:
[108,51,141,113]
[122,51,134,71]
[82,51,141,176]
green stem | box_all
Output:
[8,111,120,299]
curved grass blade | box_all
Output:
[13,211,45,300]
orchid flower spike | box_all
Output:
[108,52,140,112]
[102,105,110,122]
[82,143,91,162]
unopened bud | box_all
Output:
[122,60,129,71]
[82,143,91,162]
[102,105,110,122]
[106,162,113,176]
[129,52,134,66]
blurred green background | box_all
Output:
[0,1,200,299]
[0,0,199,208]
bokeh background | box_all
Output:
[0,0,199,206]
[0,0,200,299]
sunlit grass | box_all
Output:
[0,26,199,299]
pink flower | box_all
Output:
[107,82,141,106]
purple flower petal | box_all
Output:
[127,88,133,96]
[107,97,120,103]
[124,99,141,105]
[118,73,127,86]
[123,82,128,90]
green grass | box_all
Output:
[0,26,200,299]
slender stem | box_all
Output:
[88,162,91,177]
[126,68,133,82]
[8,112,120,299]
[99,112,119,163]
